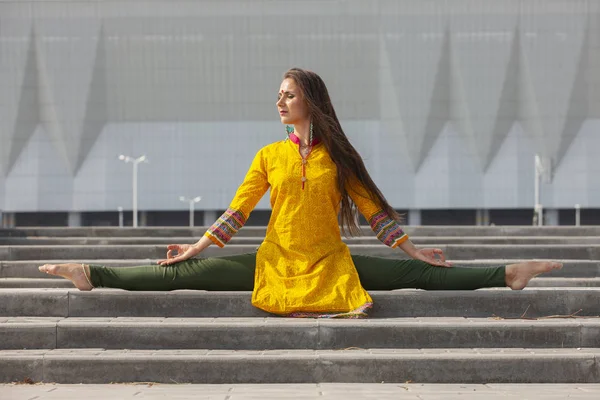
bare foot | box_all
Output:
[505,261,563,290]
[38,263,93,291]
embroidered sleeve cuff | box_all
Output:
[390,233,409,248]
[204,232,225,248]
[368,210,409,248]
[205,208,247,247]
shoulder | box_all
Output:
[255,140,288,158]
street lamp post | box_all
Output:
[119,154,148,228]
[179,196,202,227]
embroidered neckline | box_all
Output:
[288,132,321,146]
[286,133,320,191]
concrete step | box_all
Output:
[0,259,155,278]
[3,226,600,238]
[2,244,600,261]
[2,259,598,279]
[4,236,600,246]
[527,278,600,287]
[2,348,599,383]
[2,289,599,318]
[0,227,267,238]
[455,260,600,278]
[0,244,256,260]
[4,276,600,289]
[3,383,600,399]
[2,317,600,351]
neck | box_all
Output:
[292,121,311,146]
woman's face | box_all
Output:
[276,78,309,125]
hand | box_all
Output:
[413,248,452,268]
[157,244,200,266]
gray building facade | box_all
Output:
[0,0,599,226]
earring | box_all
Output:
[285,125,294,141]
[309,122,314,146]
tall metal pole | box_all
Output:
[133,161,138,228]
[180,196,201,227]
[119,155,147,228]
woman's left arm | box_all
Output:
[347,179,452,268]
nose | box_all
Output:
[276,96,285,107]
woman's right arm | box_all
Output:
[158,148,270,266]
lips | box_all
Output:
[279,110,288,115]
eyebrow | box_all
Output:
[279,90,295,95]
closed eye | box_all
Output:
[278,92,295,99]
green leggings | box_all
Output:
[89,253,506,291]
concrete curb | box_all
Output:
[3,383,600,398]
[2,317,600,350]
[1,348,599,383]
[1,289,599,318]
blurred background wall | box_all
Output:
[0,0,599,227]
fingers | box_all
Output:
[436,252,452,268]
[428,258,451,268]
[166,244,180,259]
[429,248,453,268]
[157,257,181,266]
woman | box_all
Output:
[40,68,562,318]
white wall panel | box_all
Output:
[0,0,598,212]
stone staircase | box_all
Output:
[1,226,599,383]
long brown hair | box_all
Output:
[283,68,402,236]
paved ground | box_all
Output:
[2,383,600,399]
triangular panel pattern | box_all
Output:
[486,26,521,172]
[420,28,452,173]
[9,27,40,173]
[75,26,108,173]
[554,17,591,169]
[380,15,450,172]
[34,25,68,171]
[447,26,473,168]
[378,34,409,162]
[451,14,520,171]
[34,18,102,175]
[0,18,34,175]
[518,8,588,163]
[377,34,415,207]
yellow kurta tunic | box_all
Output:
[205,137,408,315]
